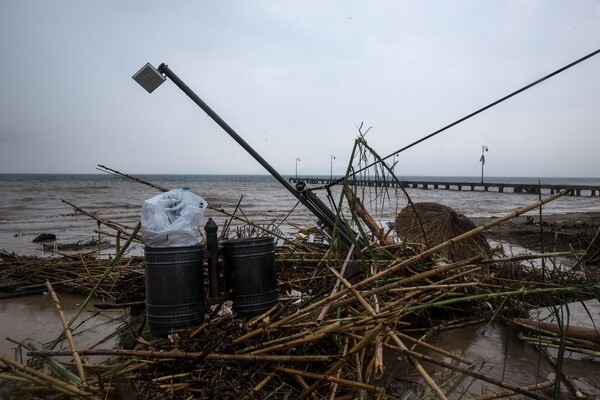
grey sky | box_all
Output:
[1,1,599,177]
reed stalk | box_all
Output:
[299,323,386,398]
[45,280,87,386]
[277,366,385,394]
[28,349,335,363]
[0,354,100,399]
[248,321,342,355]
[317,244,355,323]
[518,335,600,357]
[468,381,554,400]
[539,347,586,399]
[328,336,349,400]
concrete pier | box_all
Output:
[288,178,600,197]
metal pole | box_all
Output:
[481,161,484,184]
[204,218,220,302]
[480,145,488,184]
[157,64,362,249]
[330,155,335,180]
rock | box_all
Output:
[32,233,56,243]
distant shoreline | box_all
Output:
[2,173,600,183]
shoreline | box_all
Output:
[470,211,600,256]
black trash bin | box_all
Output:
[144,245,205,336]
[222,236,278,316]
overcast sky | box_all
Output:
[1,1,599,177]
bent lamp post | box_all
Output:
[132,63,364,249]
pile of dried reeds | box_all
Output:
[395,202,492,262]
[0,251,145,301]
[1,189,599,399]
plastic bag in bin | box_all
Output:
[141,187,208,247]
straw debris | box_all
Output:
[1,156,600,399]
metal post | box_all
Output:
[480,145,488,184]
[204,218,220,302]
[156,64,363,249]
[295,157,300,180]
[330,155,335,180]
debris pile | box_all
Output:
[1,159,600,398]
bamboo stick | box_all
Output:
[44,280,87,386]
[391,331,475,366]
[513,318,600,344]
[518,335,600,357]
[248,321,342,355]
[481,250,587,264]
[328,336,349,400]
[252,372,276,393]
[0,354,100,400]
[300,323,386,398]
[321,266,449,400]
[151,373,190,383]
[277,366,385,394]
[344,187,394,246]
[28,349,335,363]
[61,199,138,240]
[539,347,586,399]
[468,381,554,400]
[292,374,320,400]
[317,244,355,324]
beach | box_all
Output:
[1,174,600,398]
[473,211,600,256]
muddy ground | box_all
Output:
[471,212,600,261]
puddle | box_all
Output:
[1,292,123,362]
[377,301,600,398]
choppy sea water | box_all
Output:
[1,173,600,256]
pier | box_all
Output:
[288,178,600,197]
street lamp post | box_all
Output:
[132,62,364,248]
[480,145,489,183]
[330,155,336,180]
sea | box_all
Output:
[1,173,600,257]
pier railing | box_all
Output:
[288,178,600,197]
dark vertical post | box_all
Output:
[204,218,220,301]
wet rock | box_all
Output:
[32,233,56,243]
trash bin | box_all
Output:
[144,245,205,336]
[222,236,278,316]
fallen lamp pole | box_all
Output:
[132,62,364,249]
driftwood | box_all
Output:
[513,318,600,344]
[343,186,394,246]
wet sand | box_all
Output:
[0,293,121,361]
[472,211,600,256]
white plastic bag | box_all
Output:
[141,188,208,247]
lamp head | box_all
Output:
[132,63,166,93]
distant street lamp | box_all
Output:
[330,155,336,180]
[480,145,489,183]
[295,157,301,179]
